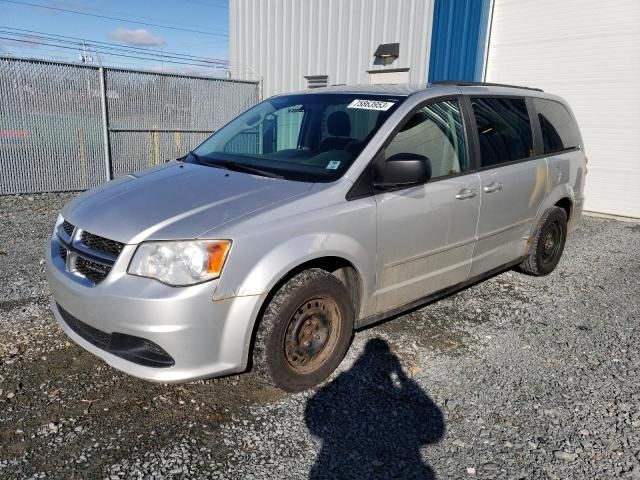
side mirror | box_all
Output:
[374,153,432,189]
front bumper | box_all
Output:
[46,235,264,383]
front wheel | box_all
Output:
[519,206,568,276]
[253,269,355,392]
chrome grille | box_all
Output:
[56,222,125,285]
[80,231,125,258]
[62,220,74,236]
[75,256,112,283]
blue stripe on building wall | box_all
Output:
[428,0,492,82]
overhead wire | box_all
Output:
[0,0,229,37]
[0,27,229,66]
[49,0,227,30]
[0,35,228,70]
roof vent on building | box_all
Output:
[305,75,328,89]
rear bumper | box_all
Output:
[46,235,264,383]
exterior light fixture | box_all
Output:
[373,43,400,61]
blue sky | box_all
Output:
[0,0,229,75]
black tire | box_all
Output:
[519,206,568,276]
[253,268,355,392]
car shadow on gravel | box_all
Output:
[305,338,444,479]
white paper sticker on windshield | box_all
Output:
[347,99,395,111]
[326,160,341,170]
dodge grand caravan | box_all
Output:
[46,82,586,391]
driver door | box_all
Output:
[373,98,480,312]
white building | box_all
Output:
[230,0,640,218]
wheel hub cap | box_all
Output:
[284,297,338,372]
[544,232,556,254]
[541,220,562,264]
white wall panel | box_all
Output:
[485,0,640,218]
[369,70,410,84]
[230,0,434,98]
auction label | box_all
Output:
[347,99,395,111]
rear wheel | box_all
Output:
[519,206,567,276]
[253,268,354,392]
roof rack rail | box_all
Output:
[431,80,544,92]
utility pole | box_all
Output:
[79,42,93,64]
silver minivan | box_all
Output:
[46,82,586,391]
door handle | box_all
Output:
[455,188,477,200]
[483,182,503,193]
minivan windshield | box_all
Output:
[190,93,404,182]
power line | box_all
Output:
[0,27,229,65]
[0,31,228,67]
[0,0,229,38]
[51,0,227,30]
[3,44,209,71]
[0,36,228,69]
[2,26,228,63]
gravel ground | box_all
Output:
[0,192,639,479]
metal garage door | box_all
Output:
[484,0,640,218]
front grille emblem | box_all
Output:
[56,224,124,285]
[65,248,73,272]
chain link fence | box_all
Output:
[0,57,260,194]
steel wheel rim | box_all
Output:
[541,220,562,266]
[284,296,341,374]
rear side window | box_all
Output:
[533,98,581,154]
[471,97,533,167]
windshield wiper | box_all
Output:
[190,153,283,179]
[219,161,284,179]
[187,150,202,163]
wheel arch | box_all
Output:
[554,197,573,222]
[244,255,365,371]
[533,182,576,234]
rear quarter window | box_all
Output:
[533,98,581,154]
[471,97,533,167]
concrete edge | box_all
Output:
[583,211,640,223]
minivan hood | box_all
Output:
[62,162,313,244]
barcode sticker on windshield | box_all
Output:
[347,99,395,111]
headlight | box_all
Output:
[128,240,231,286]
